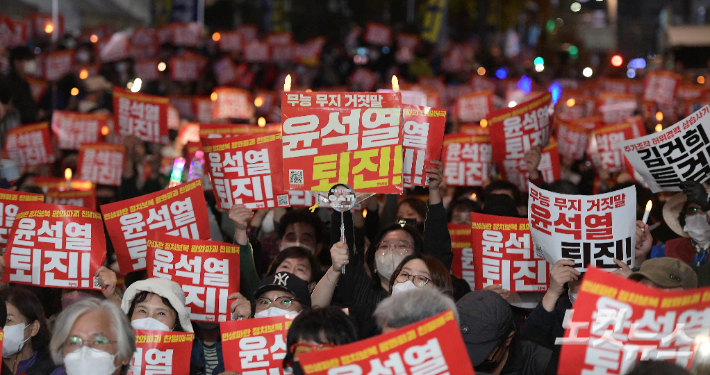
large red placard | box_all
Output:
[0,188,44,252]
[101,180,212,273]
[2,203,106,290]
[471,212,548,292]
[298,310,474,375]
[4,122,55,168]
[146,233,239,322]
[558,267,710,374]
[448,223,474,290]
[127,330,194,375]
[402,105,446,187]
[77,144,125,186]
[220,314,297,373]
[281,92,403,194]
[113,87,170,144]
[45,189,96,211]
[202,132,289,210]
[442,133,492,187]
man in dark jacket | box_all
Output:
[457,290,556,375]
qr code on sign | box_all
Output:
[289,170,304,185]
[277,194,289,206]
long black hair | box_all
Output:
[365,223,424,289]
[0,288,52,351]
[283,306,357,368]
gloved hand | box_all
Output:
[681,181,710,211]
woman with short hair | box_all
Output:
[49,298,136,375]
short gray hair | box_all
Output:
[374,288,458,330]
[50,298,136,365]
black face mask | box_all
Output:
[475,359,502,373]
[291,362,304,375]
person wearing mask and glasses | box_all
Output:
[49,298,136,375]
[387,254,453,298]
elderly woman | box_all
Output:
[49,298,135,375]
[1,288,60,375]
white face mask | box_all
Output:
[23,60,37,76]
[279,241,316,253]
[2,323,30,358]
[375,252,407,281]
[254,307,296,319]
[64,346,119,375]
[684,214,710,245]
[131,318,171,332]
[391,280,418,296]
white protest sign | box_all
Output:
[528,184,636,272]
[620,105,710,192]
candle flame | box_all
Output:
[645,200,652,211]
[284,74,291,92]
[392,75,399,92]
[65,168,72,180]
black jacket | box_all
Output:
[499,335,556,375]
[520,292,572,369]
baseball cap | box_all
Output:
[455,290,515,366]
[628,257,698,290]
[254,271,312,307]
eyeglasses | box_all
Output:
[685,206,704,216]
[396,271,431,287]
[255,296,297,310]
[376,241,414,256]
[290,343,336,357]
[63,335,116,352]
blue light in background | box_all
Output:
[627,69,636,78]
[382,46,390,54]
[518,75,532,94]
[357,47,366,56]
[629,58,646,70]
[495,68,507,79]
[548,82,562,105]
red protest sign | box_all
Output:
[363,22,392,46]
[213,56,238,86]
[588,117,645,173]
[193,97,214,123]
[134,59,161,82]
[170,96,194,119]
[281,92,404,194]
[34,177,93,192]
[489,92,553,164]
[643,70,682,106]
[442,133,492,187]
[298,310,474,375]
[244,41,271,63]
[0,188,44,251]
[113,87,170,144]
[471,212,548,292]
[448,223,474,290]
[77,144,125,186]
[557,267,710,374]
[51,111,108,150]
[218,31,241,52]
[44,49,73,81]
[101,180,212,273]
[169,54,206,82]
[212,87,253,120]
[202,132,289,210]
[127,330,194,375]
[597,92,637,124]
[220,314,297,373]
[455,90,493,123]
[0,16,28,49]
[146,233,240,322]
[402,105,446,187]
[557,117,598,161]
[172,22,201,47]
[4,122,55,169]
[2,203,105,290]
[45,189,96,211]
[501,138,561,193]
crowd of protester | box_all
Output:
[1,13,710,375]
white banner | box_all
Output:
[620,105,710,192]
[528,184,636,272]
